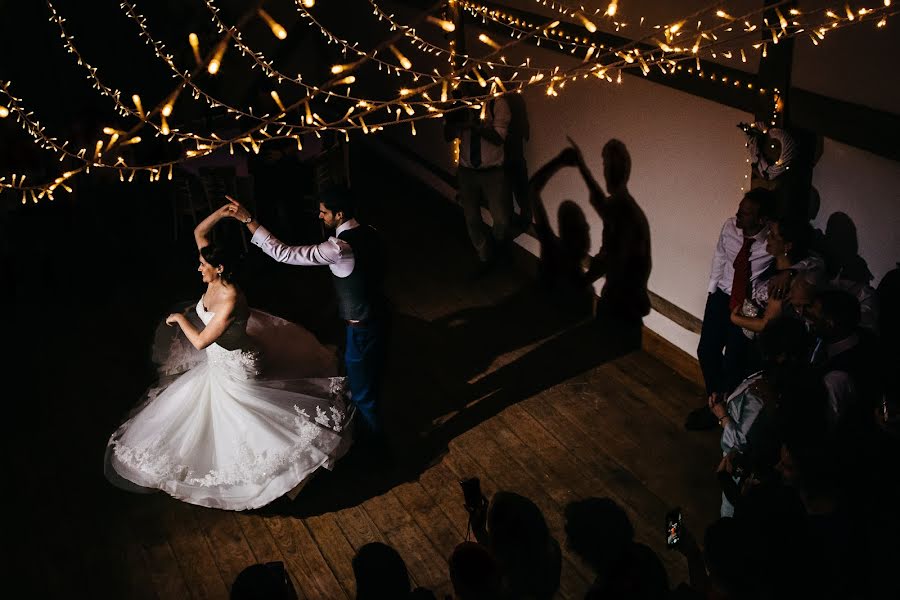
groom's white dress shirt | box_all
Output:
[251,219,359,278]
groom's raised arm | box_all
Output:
[250,225,350,266]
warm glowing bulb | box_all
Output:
[426,16,455,32]
[207,41,227,75]
[399,88,412,96]
[389,45,412,70]
[335,75,356,85]
[716,10,732,19]
[132,94,144,119]
[331,64,351,74]
[258,9,287,40]
[188,33,201,65]
[606,2,618,17]
[0,106,8,118]
[162,103,173,117]
[160,116,169,135]
[270,90,286,112]
[478,33,501,49]
[577,13,597,33]
[302,0,315,7]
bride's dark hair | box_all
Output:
[200,243,240,283]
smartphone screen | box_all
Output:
[665,508,682,548]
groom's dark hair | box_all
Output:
[319,186,356,219]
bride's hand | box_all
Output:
[165,313,182,326]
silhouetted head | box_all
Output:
[231,563,293,600]
[824,211,858,261]
[319,186,356,229]
[352,543,410,600]
[448,542,500,600]
[601,139,631,191]
[557,200,590,259]
[199,243,238,284]
[564,497,634,573]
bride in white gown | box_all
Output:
[106,206,353,510]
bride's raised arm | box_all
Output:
[166,296,236,350]
[194,205,233,250]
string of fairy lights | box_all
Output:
[0,0,894,204]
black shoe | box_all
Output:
[684,405,718,431]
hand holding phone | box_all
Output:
[665,507,683,549]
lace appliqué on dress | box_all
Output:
[112,416,330,488]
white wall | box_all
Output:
[811,139,900,284]
[518,71,752,354]
[374,0,899,358]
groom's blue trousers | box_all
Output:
[345,320,385,434]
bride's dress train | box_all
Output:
[106,300,353,510]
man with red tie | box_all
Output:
[686,189,775,430]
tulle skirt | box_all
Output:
[105,307,353,511]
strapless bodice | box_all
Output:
[196,299,259,378]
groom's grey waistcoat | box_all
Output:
[334,225,385,322]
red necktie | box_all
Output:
[729,237,754,311]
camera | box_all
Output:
[665,507,683,549]
[459,477,484,512]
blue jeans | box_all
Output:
[345,321,385,434]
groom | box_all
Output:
[225,188,387,439]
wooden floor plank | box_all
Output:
[162,505,230,600]
[192,510,258,595]
[305,513,360,599]
[451,420,592,599]
[523,385,690,579]
[131,512,193,599]
[361,491,451,593]
[266,516,347,599]
[233,514,305,599]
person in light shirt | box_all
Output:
[226,188,388,440]
[686,189,777,431]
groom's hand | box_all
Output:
[225,195,252,223]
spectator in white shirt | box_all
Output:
[686,189,776,431]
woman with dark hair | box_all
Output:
[730,218,821,336]
[105,206,352,510]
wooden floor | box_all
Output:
[7,159,721,598]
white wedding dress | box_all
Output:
[106,299,353,511]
